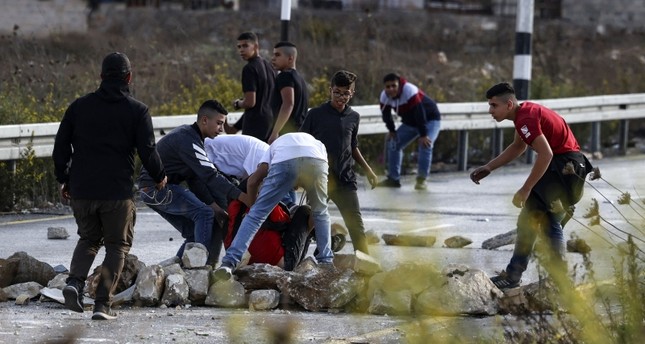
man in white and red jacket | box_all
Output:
[377,73,441,190]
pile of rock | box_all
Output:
[1,244,560,316]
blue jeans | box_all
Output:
[386,120,441,181]
[222,157,332,267]
[140,184,214,260]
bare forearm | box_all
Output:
[486,143,526,171]
[271,107,291,136]
[353,149,373,174]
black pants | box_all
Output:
[328,185,369,254]
[207,218,227,266]
[282,205,314,271]
[506,151,593,280]
[68,199,135,305]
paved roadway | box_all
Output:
[1,154,644,343]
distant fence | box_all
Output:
[1,93,644,171]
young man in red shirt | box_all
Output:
[470,82,593,289]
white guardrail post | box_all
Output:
[1,94,644,172]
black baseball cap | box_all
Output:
[101,52,131,79]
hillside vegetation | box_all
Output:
[1,7,645,210]
[2,7,645,124]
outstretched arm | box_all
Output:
[470,131,527,184]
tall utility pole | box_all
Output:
[514,0,535,163]
[513,0,534,101]
[280,0,291,41]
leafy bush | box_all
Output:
[0,141,57,211]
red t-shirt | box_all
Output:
[514,102,580,154]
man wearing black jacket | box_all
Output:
[53,52,167,320]
[300,70,378,254]
[138,100,252,268]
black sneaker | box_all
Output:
[490,271,521,289]
[92,303,117,320]
[213,262,234,282]
[62,280,84,313]
[376,178,401,188]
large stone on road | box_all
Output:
[482,230,516,250]
[415,264,503,316]
[235,263,289,291]
[205,279,246,308]
[443,235,473,248]
[161,273,190,306]
[381,233,436,247]
[133,265,165,306]
[6,252,56,287]
[277,262,361,311]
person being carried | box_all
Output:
[470,82,593,289]
[376,73,441,190]
[53,52,167,320]
[214,132,333,280]
[138,100,252,266]
[226,32,276,142]
[225,197,313,271]
[300,70,378,254]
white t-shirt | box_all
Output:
[260,132,327,165]
[204,134,269,179]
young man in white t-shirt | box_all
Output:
[204,134,269,181]
[214,132,333,280]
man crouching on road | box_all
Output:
[138,100,252,267]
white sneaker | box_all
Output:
[213,265,233,281]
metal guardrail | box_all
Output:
[1,93,644,171]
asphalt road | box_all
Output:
[1,154,644,343]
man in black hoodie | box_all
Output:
[53,52,167,320]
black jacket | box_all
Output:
[138,124,242,208]
[53,79,165,200]
[300,101,360,190]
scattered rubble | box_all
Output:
[0,250,566,316]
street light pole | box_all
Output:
[513,0,534,101]
[280,0,291,41]
[513,0,535,163]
